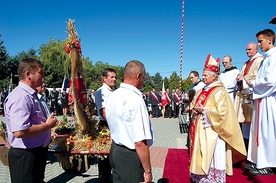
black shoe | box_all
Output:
[244,163,257,170]
[250,167,274,176]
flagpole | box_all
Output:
[179,0,185,89]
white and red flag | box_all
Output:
[161,82,170,107]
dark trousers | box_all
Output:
[8,146,47,183]
[98,156,111,183]
[110,141,144,183]
[151,105,158,117]
[173,104,179,117]
[186,122,192,154]
[164,105,172,118]
[98,121,112,183]
[51,100,59,115]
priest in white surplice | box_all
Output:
[234,42,263,151]
[247,29,276,176]
[219,55,240,102]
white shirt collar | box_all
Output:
[120,83,142,97]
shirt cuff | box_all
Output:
[202,110,212,128]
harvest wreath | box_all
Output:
[48,19,111,173]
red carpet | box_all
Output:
[226,163,252,183]
[162,149,255,183]
[162,148,190,183]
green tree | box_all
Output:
[82,57,94,89]
[86,61,124,90]
[168,71,180,91]
[0,35,187,93]
[0,35,18,88]
[0,34,10,81]
[143,82,152,92]
[12,48,39,74]
[87,61,105,90]
[142,73,154,92]
[14,48,38,62]
[181,76,192,92]
[163,77,169,90]
[37,39,124,90]
[39,39,69,87]
[153,72,163,91]
[113,65,124,88]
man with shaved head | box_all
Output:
[219,55,240,102]
[106,60,153,183]
[234,42,263,150]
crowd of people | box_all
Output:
[37,81,196,123]
[33,86,95,117]
[142,87,189,119]
[2,28,276,183]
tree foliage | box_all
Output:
[143,73,154,91]
[86,61,124,90]
[0,34,10,81]
[181,76,193,92]
[0,35,18,88]
[0,36,190,92]
[163,77,169,90]
[153,72,163,91]
[168,71,180,91]
[39,39,69,87]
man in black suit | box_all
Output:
[49,86,59,115]
[149,88,161,118]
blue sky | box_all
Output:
[1,0,275,79]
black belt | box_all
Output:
[113,141,136,152]
[11,146,48,152]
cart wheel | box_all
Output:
[57,155,81,174]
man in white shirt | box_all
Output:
[95,68,117,183]
[246,29,276,176]
[106,60,154,183]
[219,55,240,102]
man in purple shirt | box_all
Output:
[4,58,57,183]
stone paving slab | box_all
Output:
[0,116,187,183]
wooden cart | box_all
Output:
[48,134,110,173]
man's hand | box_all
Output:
[142,172,152,183]
[194,103,204,113]
[237,73,243,82]
[13,113,57,138]
[46,113,57,129]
